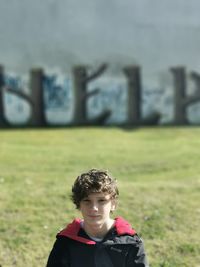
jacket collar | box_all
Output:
[58,216,136,244]
[114,216,136,235]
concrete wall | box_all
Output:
[1,0,200,73]
[1,0,200,125]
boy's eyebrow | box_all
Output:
[83,195,110,199]
[92,196,110,200]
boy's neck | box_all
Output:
[82,218,115,239]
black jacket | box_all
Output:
[46,217,149,267]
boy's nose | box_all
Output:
[91,203,98,211]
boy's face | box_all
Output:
[79,192,116,229]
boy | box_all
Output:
[46,169,149,267]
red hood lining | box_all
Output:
[58,217,136,244]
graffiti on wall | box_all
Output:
[3,73,128,125]
[1,64,200,127]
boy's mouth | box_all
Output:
[88,215,101,218]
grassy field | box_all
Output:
[0,127,200,267]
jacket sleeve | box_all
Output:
[127,235,150,267]
[46,237,70,267]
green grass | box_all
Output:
[0,127,200,267]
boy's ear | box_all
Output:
[111,199,117,211]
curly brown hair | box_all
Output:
[71,169,119,209]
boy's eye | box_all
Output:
[99,199,106,202]
[83,199,90,202]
